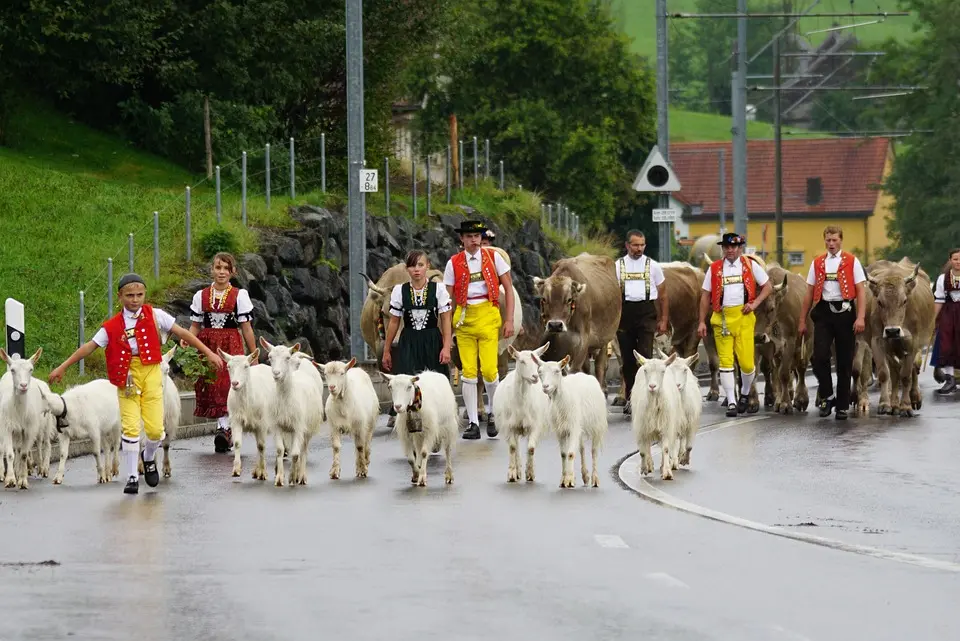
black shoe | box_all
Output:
[936,377,957,395]
[736,395,749,414]
[462,422,481,440]
[726,403,738,418]
[123,476,139,495]
[819,398,835,417]
[835,409,848,420]
[623,403,632,415]
[140,451,159,488]
[214,427,232,453]
[486,414,498,438]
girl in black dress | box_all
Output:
[381,250,453,376]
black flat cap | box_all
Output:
[117,273,146,291]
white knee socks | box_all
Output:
[462,379,479,425]
[944,365,955,377]
[143,438,161,463]
[121,437,139,480]
[483,379,499,414]
[741,370,756,395]
[720,370,736,404]
[217,416,230,430]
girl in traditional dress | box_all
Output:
[381,250,453,377]
[933,248,960,395]
[183,252,257,452]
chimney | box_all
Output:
[806,177,822,206]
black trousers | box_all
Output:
[812,300,856,410]
[618,300,658,400]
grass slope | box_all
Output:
[670,107,775,141]
[617,0,920,59]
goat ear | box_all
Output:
[247,348,260,364]
[560,354,571,368]
[0,348,9,365]
[380,372,394,382]
[665,353,677,365]
[29,348,42,365]
[346,357,357,369]
[258,336,274,352]
[633,350,645,366]
[507,345,518,359]
[291,342,301,353]
[534,341,550,357]
[686,353,700,368]
[163,345,177,363]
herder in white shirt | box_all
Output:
[616,230,669,415]
[798,225,867,420]
[697,232,773,417]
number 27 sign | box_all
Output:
[360,169,379,193]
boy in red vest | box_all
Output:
[50,273,223,494]
[697,233,773,417]
[443,220,515,439]
[798,225,867,420]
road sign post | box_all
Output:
[5,298,25,358]
[633,144,682,261]
[359,169,379,192]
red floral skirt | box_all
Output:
[194,328,244,418]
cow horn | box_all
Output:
[359,272,387,297]
[774,274,787,292]
[905,263,920,284]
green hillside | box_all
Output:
[617,0,919,59]
[670,108,775,141]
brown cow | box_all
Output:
[748,262,814,414]
[863,258,935,417]
[611,262,706,405]
[532,253,620,393]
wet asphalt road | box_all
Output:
[0,374,958,641]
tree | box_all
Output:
[402,0,657,229]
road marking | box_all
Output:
[644,572,689,589]
[594,534,629,549]
[617,415,960,574]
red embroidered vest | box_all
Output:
[710,257,757,312]
[201,285,240,313]
[812,251,857,303]
[452,248,500,307]
[103,305,163,388]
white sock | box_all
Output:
[143,438,161,463]
[217,416,230,430]
[462,379,479,425]
[121,438,139,479]
[483,379,499,414]
[720,371,736,404]
[741,370,756,395]
[944,365,955,376]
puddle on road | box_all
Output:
[772,516,891,535]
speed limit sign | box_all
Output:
[359,169,379,193]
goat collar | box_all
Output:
[407,385,423,412]
[54,399,69,433]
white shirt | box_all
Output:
[616,254,665,301]
[442,249,511,305]
[702,257,770,308]
[189,288,254,325]
[934,273,960,303]
[805,252,867,301]
[92,306,177,354]
[388,282,453,317]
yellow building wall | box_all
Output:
[866,149,896,261]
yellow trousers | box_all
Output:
[710,306,757,375]
[454,301,502,383]
[118,357,164,441]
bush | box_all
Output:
[199,227,238,260]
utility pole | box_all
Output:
[655,0,671,262]
[346,0,366,360]
[732,0,748,239]
[773,35,783,266]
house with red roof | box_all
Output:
[668,137,894,274]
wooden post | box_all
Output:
[449,114,459,188]
[204,95,213,179]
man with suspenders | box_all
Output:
[616,230,669,415]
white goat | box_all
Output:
[383,371,458,486]
[631,352,683,481]
[39,378,122,485]
[0,348,46,489]
[533,353,608,488]
[661,350,702,468]
[494,343,551,483]
[316,357,379,480]
[219,348,276,480]
[259,338,325,486]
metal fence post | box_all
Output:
[458,139,464,190]
[485,139,490,180]
[265,143,271,209]
[153,211,160,280]
[472,136,478,188]
[78,291,85,376]
[128,233,134,272]
[412,157,418,218]
[548,204,554,228]
[241,152,247,227]
[385,157,390,215]
[107,258,113,316]
[426,155,431,216]
[289,137,296,199]
[499,160,504,190]
[446,145,452,203]
[215,165,222,224]
[321,134,327,193]
[185,186,192,261]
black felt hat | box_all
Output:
[117,273,146,291]
[717,232,746,246]
[455,220,489,235]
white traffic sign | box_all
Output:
[5,298,24,358]
[632,145,682,193]
[651,208,678,223]
[359,169,379,193]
